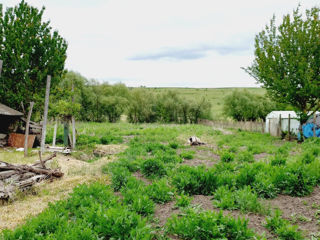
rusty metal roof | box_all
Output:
[0,103,23,116]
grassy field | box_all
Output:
[146,87,266,119]
[1,122,320,239]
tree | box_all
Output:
[223,90,275,121]
[0,1,67,110]
[244,6,320,135]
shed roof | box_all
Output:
[266,111,320,119]
[0,103,23,116]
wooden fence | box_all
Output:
[199,119,265,133]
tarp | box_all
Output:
[302,123,320,138]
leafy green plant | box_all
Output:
[236,151,254,163]
[265,210,304,240]
[180,151,194,160]
[146,179,175,204]
[141,158,167,178]
[271,154,287,166]
[175,194,193,208]
[171,166,217,195]
[213,186,265,214]
[220,151,235,162]
[166,209,255,239]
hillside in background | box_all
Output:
[145,87,266,120]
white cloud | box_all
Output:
[2,0,320,87]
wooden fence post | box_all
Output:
[40,75,51,153]
[24,102,34,157]
[288,114,291,140]
[0,59,3,77]
[52,119,58,147]
[71,79,76,149]
[313,113,317,137]
[278,114,282,137]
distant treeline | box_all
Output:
[51,71,211,124]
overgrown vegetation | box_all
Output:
[3,122,320,238]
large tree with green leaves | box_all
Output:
[0,1,67,110]
[244,6,320,129]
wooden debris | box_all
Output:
[188,136,205,146]
[0,153,63,201]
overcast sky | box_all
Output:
[2,0,320,88]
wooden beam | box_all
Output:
[40,75,51,153]
[24,102,34,157]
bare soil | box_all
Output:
[254,152,270,161]
[132,171,152,185]
[268,187,320,238]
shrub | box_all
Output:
[223,90,275,121]
[166,209,255,239]
[141,158,167,178]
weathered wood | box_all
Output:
[38,151,45,169]
[0,153,62,200]
[33,153,57,166]
[313,113,316,137]
[71,80,76,149]
[24,102,34,157]
[40,75,51,153]
[52,119,58,147]
[288,114,291,140]
[0,59,3,77]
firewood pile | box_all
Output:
[0,153,63,201]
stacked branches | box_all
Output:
[0,153,63,200]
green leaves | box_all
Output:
[0,1,67,110]
[244,6,320,123]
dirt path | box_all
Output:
[0,144,125,231]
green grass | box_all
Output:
[146,87,266,120]
[3,121,320,239]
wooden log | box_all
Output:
[40,75,51,153]
[24,102,34,157]
[32,153,57,166]
[0,170,16,180]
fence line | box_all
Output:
[199,119,265,133]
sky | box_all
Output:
[2,0,320,88]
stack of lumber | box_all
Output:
[0,153,63,201]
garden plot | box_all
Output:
[1,122,320,239]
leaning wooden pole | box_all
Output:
[24,102,34,157]
[40,75,51,154]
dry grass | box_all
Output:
[0,145,125,231]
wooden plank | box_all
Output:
[40,75,51,153]
[8,133,35,148]
[24,102,34,157]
